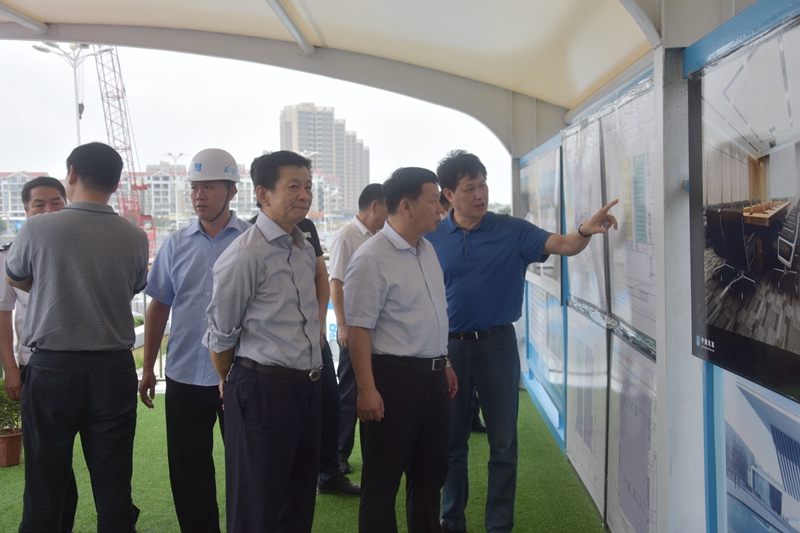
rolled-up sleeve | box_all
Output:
[203,246,260,352]
[344,251,387,330]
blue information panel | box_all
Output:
[526,281,565,417]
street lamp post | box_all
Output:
[32,42,113,146]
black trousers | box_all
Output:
[224,362,322,533]
[19,350,138,533]
[336,343,358,460]
[18,363,78,533]
[165,376,224,533]
[319,340,342,482]
[359,356,451,533]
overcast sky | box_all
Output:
[0,39,513,204]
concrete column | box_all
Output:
[653,46,707,532]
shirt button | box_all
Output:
[203,318,208,322]
[206,292,210,296]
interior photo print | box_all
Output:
[691,18,800,401]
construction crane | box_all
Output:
[93,46,156,255]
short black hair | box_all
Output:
[383,167,439,215]
[21,176,66,206]
[252,151,312,192]
[66,142,124,193]
[358,183,385,212]
[436,150,487,193]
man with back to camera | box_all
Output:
[428,150,617,533]
[328,182,388,474]
[0,177,78,533]
[6,142,149,532]
[204,150,323,532]
[345,167,458,533]
[247,153,360,496]
[138,148,250,532]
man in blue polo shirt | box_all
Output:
[139,148,250,533]
[428,150,617,533]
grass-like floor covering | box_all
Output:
[0,392,604,532]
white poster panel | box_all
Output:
[526,282,565,410]
[565,306,608,513]
[520,142,562,300]
[607,334,658,533]
[724,370,800,533]
[602,80,657,340]
[563,119,607,311]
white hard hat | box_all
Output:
[188,148,240,183]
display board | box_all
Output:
[602,79,658,341]
[565,306,609,513]
[607,332,658,533]
[520,137,562,300]
[722,369,800,533]
[690,17,800,402]
[563,118,608,312]
[527,281,565,414]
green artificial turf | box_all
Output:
[0,392,604,532]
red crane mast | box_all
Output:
[93,46,156,255]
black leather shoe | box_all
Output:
[339,457,352,474]
[441,519,467,532]
[317,473,361,496]
[471,419,487,433]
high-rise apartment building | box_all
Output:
[280,103,369,216]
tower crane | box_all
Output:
[93,46,156,255]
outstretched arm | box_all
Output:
[543,199,619,256]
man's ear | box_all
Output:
[228,184,238,202]
[256,185,270,206]
[443,188,455,203]
[67,166,79,186]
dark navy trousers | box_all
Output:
[319,340,342,483]
[223,361,322,533]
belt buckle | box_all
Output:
[461,331,479,341]
[431,358,443,371]
[308,367,323,381]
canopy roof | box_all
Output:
[0,0,652,110]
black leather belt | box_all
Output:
[373,354,447,371]
[235,356,323,381]
[449,324,512,341]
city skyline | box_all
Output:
[0,41,513,205]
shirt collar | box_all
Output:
[352,215,372,236]
[63,201,117,215]
[443,210,492,233]
[256,211,307,249]
[382,221,427,253]
[187,211,243,236]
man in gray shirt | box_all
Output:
[345,167,458,533]
[6,142,149,532]
[204,150,323,533]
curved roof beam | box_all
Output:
[263,0,315,56]
[618,0,661,48]
[0,1,49,34]
[0,22,566,156]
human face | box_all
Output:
[408,182,445,235]
[190,180,234,221]
[24,186,66,217]
[261,166,313,233]
[368,201,389,234]
[447,173,489,224]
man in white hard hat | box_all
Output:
[139,148,250,533]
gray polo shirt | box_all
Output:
[344,222,448,358]
[203,211,322,371]
[5,202,149,352]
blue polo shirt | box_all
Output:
[426,211,551,333]
[146,213,251,386]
